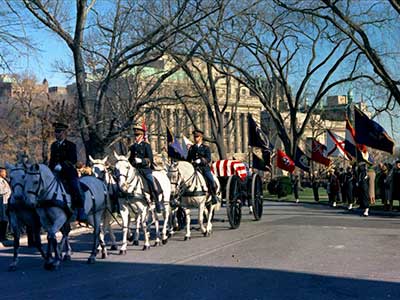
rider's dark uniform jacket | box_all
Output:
[48,139,82,209]
[187,144,211,172]
[128,141,154,170]
[49,140,77,171]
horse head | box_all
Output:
[167,161,182,196]
[113,151,140,193]
[6,162,27,203]
[89,155,109,180]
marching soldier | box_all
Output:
[128,123,164,213]
[49,122,86,221]
[187,129,218,204]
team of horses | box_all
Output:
[4,152,221,271]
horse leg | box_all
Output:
[153,210,161,247]
[98,221,108,259]
[88,213,100,264]
[33,222,45,259]
[8,213,20,272]
[141,211,150,251]
[119,205,129,255]
[105,211,117,250]
[60,222,72,261]
[162,206,170,245]
[205,205,215,236]
[184,208,191,241]
[198,203,207,236]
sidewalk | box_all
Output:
[265,196,400,218]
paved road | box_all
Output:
[0,201,399,300]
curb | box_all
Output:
[265,198,400,218]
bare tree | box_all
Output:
[274,0,400,106]
[207,1,369,160]
[13,0,220,158]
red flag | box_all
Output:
[141,117,148,142]
[311,139,331,167]
[276,149,295,173]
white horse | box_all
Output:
[23,164,109,270]
[89,156,119,251]
[5,162,45,271]
[167,161,221,240]
[113,151,171,252]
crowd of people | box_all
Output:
[294,160,400,217]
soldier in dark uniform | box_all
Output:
[357,162,370,217]
[128,123,164,213]
[186,129,218,204]
[49,122,86,221]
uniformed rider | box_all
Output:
[187,129,218,204]
[49,122,86,221]
[128,123,164,213]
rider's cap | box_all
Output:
[132,122,145,134]
[53,122,68,131]
[192,129,204,136]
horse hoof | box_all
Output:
[101,252,107,259]
[203,232,207,237]
[132,240,139,246]
[162,239,168,245]
[63,255,72,262]
[110,245,118,251]
[119,250,127,255]
[87,257,96,264]
[127,235,134,242]
[184,236,191,241]
[142,245,150,251]
[167,232,172,238]
[8,265,17,272]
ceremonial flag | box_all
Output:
[344,119,374,164]
[326,129,351,159]
[141,117,148,142]
[167,127,185,160]
[252,151,271,172]
[354,107,394,154]
[311,139,331,167]
[182,134,193,159]
[276,149,295,173]
[248,113,271,149]
[295,147,310,173]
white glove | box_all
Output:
[135,157,142,164]
[194,159,201,164]
[54,164,62,172]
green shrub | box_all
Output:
[267,176,292,197]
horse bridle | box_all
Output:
[115,159,141,192]
[25,169,58,201]
[9,167,26,191]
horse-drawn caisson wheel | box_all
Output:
[226,175,242,229]
[251,173,264,221]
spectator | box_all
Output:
[292,174,299,203]
[357,162,370,217]
[388,160,400,211]
[328,169,339,207]
[343,167,354,210]
[368,165,376,205]
[0,167,11,241]
[311,172,319,202]
[377,163,389,210]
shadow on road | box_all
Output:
[0,247,398,300]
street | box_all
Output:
[1,201,399,300]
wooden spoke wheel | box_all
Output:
[226,175,242,229]
[251,173,263,221]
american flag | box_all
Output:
[211,160,247,181]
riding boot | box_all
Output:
[210,187,218,205]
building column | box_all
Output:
[225,112,231,154]
[234,112,240,153]
[242,113,248,153]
